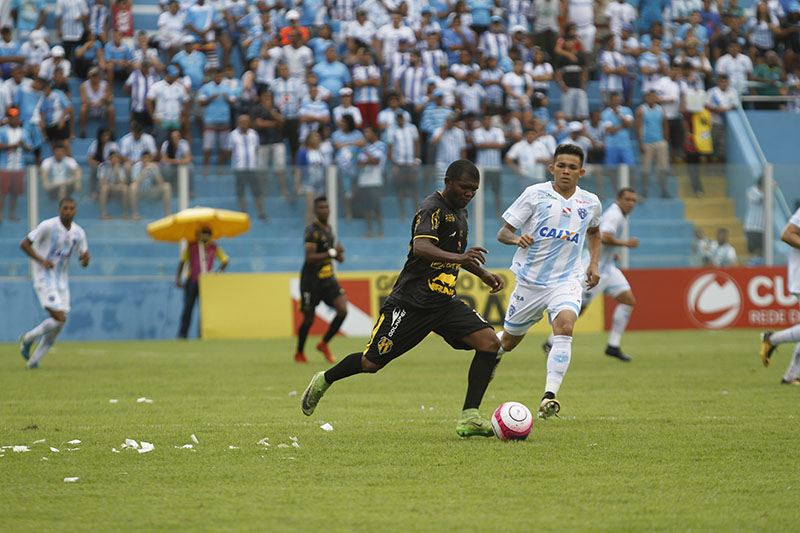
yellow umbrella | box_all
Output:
[146,207,251,243]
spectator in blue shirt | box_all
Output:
[104,30,134,82]
[199,68,235,168]
[11,0,46,41]
[311,46,351,104]
[74,31,104,79]
[601,92,636,167]
[442,14,477,64]
[173,35,207,91]
[309,24,336,63]
[0,27,24,79]
[467,0,493,34]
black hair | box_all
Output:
[166,129,180,159]
[94,126,110,162]
[341,114,356,132]
[553,143,585,164]
[59,196,75,207]
[314,196,328,206]
[445,159,480,183]
[617,187,636,198]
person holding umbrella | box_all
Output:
[176,226,229,339]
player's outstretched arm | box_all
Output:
[497,221,534,248]
[585,226,601,289]
[781,222,800,250]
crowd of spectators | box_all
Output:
[1,0,799,226]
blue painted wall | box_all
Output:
[1,279,197,342]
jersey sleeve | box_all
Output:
[599,207,623,235]
[77,227,89,255]
[27,219,51,245]
[412,205,444,242]
[502,187,535,230]
[789,207,800,229]
[588,199,603,228]
[304,225,319,246]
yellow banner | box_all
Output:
[200,271,604,339]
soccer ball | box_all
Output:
[491,402,533,441]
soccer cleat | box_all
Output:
[26,362,39,370]
[760,332,777,367]
[455,409,494,437]
[780,378,800,385]
[316,341,336,363]
[605,345,632,362]
[19,334,32,361]
[538,397,561,419]
[301,371,330,416]
[541,341,552,355]
[294,351,308,364]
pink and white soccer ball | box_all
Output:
[491,402,533,441]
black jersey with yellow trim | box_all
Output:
[301,219,337,285]
[386,191,469,308]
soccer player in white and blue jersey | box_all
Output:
[495,143,602,418]
[760,207,800,385]
[19,197,90,369]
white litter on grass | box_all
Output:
[228,446,240,450]
[721,390,729,395]
[587,443,598,447]
[137,442,154,454]
[256,437,270,446]
[277,443,290,449]
[190,434,199,444]
[288,390,297,396]
[109,399,118,404]
[50,447,60,453]
[67,440,81,445]
[41,457,48,461]
[13,446,30,452]
[32,439,46,445]
[175,444,194,449]
[112,448,121,453]
[284,456,296,460]
[63,477,79,483]
[121,439,139,450]
[136,397,154,404]
[320,423,334,432]
[289,436,298,442]
[421,405,425,410]
[66,448,80,452]
[292,442,300,449]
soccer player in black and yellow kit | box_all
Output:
[301,160,505,437]
[294,196,348,364]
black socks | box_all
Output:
[463,350,498,410]
[324,352,364,384]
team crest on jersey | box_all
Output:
[562,207,571,217]
[445,214,455,223]
[431,209,441,230]
[578,208,588,220]
[377,336,393,355]
[508,304,516,317]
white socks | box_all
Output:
[28,322,63,366]
[770,324,800,345]
[546,332,555,346]
[783,343,800,382]
[608,304,633,348]
[496,330,505,356]
[545,335,572,396]
[24,317,62,343]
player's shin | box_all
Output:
[323,352,364,384]
[769,324,800,345]
[28,322,63,366]
[608,304,633,348]
[463,350,497,410]
[545,335,572,396]
[24,317,62,343]
[784,342,800,382]
[323,313,347,343]
[490,331,504,380]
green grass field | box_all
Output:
[1,330,799,531]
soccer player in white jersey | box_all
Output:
[760,207,800,385]
[543,187,639,361]
[495,143,602,418]
[18,197,90,369]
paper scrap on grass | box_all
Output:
[190,434,199,444]
[292,442,300,449]
[137,442,154,454]
[13,446,30,452]
[320,423,334,432]
[136,397,154,404]
[228,446,240,450]
[112,448,121,453]
[63,477,79,483]
[257,437,270,446]
[67,448,80,452]
[277,443,289,449]
[288,390,297,396]
[175,444,194,449]
[67,440,81,445]
[32,439,46,445]
[50,447,60,453]
[41,457,49,461]
[109,399,118,404]
[121,439,139,450]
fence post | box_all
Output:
[177,165,190,212]
[27,165,39,279]
[764,163,774,266]
[326,165,339,242]
[618,164,630,269]
[474,166,485,249]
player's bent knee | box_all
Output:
[617,291,636,306]
[361,356,383,373]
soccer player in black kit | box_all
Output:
[301,160,505,437]
[294,197,348,364]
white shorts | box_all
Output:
[257,143,286,171]
[583,265,631,304]
[503,278,583,336]
[203,126,230,151]
[35,283,70,313]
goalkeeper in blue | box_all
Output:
[494,143,603,419]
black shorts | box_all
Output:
[362,297,492,366]
[45,122,71,141]
[300,278,344,312]
[235,169,262,197]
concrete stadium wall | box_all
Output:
[1,279,196,342]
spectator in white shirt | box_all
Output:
[38,46,71,81]
[282,31,314,80]
[227,113,266,220]
[504,128,553,183]
[119,122,158,169]
[386,111,420,220]
[130,150,172,220]
[157,0,185,59]
[709,227,738,266]
[744,178,764,257]
[472,114,506,216]
[705,74,738,161]
[715,40,753,92]
[41,142,81,200]
[98,150,130,220]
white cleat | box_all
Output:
[538,397,561,419]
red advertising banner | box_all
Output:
[604,267,800,330]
